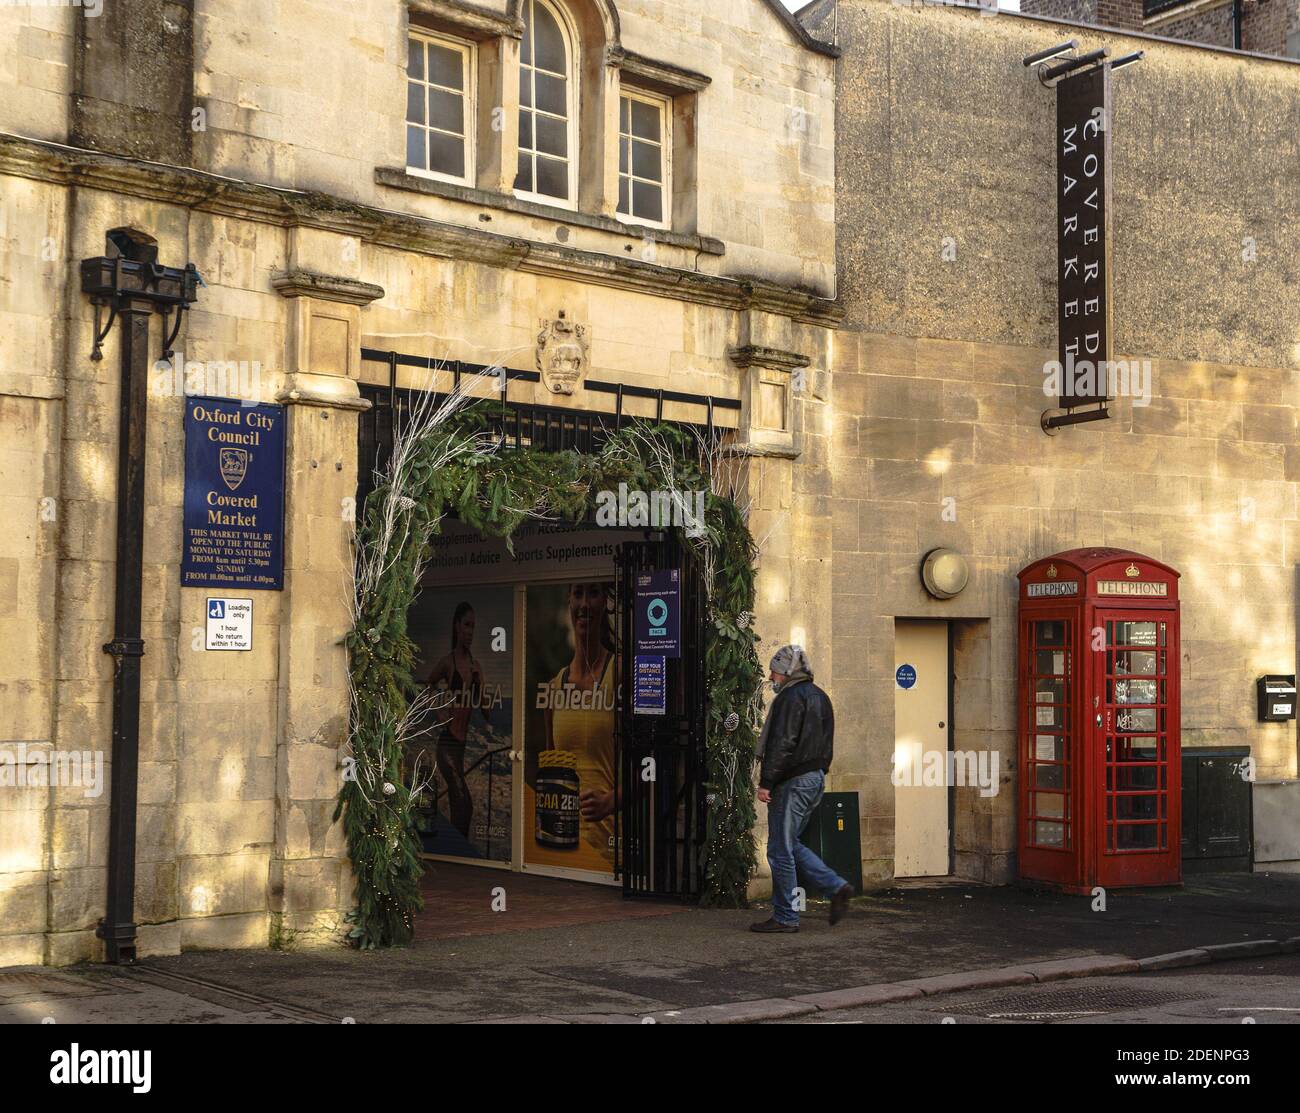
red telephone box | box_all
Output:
[1016,548,1181,893]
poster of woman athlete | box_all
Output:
[524,582,620,877]
[406,587,514,862]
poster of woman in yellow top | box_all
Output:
[524,581,620,876]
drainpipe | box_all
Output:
[81,228,199,963]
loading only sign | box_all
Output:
[205,597,253,651]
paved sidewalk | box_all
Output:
[3,872,1297,1024]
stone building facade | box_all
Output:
[0,0,838,965]
[3,0,1297,969]
[811,1,1300,884]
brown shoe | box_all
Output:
[829,884,853,926]
[749,917,798,934]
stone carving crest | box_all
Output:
[537,310,589,396]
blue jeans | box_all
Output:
[766,769,847,926]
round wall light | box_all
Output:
[921,548,970,600]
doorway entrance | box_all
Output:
[356,382,710,898]
[893,619,952,878]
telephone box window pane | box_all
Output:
[1115,765,1158,791]
[1116,679,1158,705]
[1118,824,1158,850]
[1034,734,1065,761]
[1116,708,1157,733]
[1117,736,1158,761]
[1035,705,1062,729]
[1034,821,1065,848]
[1114,621,1158,647]
[1034,650,1066,676]
[1116,650,1158,675]
[1035,620,1066,647]
[1117,794,1158,821]
[1034,793,1066,819]
[1035,678,1064,703]
[1035,764,1065,789]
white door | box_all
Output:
[893,619,950,877]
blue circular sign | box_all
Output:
[896,664,917,690]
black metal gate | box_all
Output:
[615,535,707,899]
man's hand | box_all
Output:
[757,787,771,804]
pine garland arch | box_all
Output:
[338,398,763,948]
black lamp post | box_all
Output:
[80,228,199,964]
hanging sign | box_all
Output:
[182,398,285,590]
[1055,65,1113,409]
[634,569,680,658]
[633,655,667,716]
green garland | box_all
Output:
[338,403,762,948]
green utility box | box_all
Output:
[797,792,863,896]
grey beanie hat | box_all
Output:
[769,644,812,678]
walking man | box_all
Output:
[751,645,853,933]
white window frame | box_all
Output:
[406,29,476,188]
[514,0,579,211]
[616,88,672,230]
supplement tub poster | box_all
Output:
[524,581,619,877]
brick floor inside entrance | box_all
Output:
[414,860,684,940]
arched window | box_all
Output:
[515,0,577,206]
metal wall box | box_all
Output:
[797,791,863,897]
[1255,675,1296,722]
[1181,747,1253,873]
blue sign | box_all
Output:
[182,397,285,590]
[896,664,917,690]
[634,569,680,657]
[633,655,667,716]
